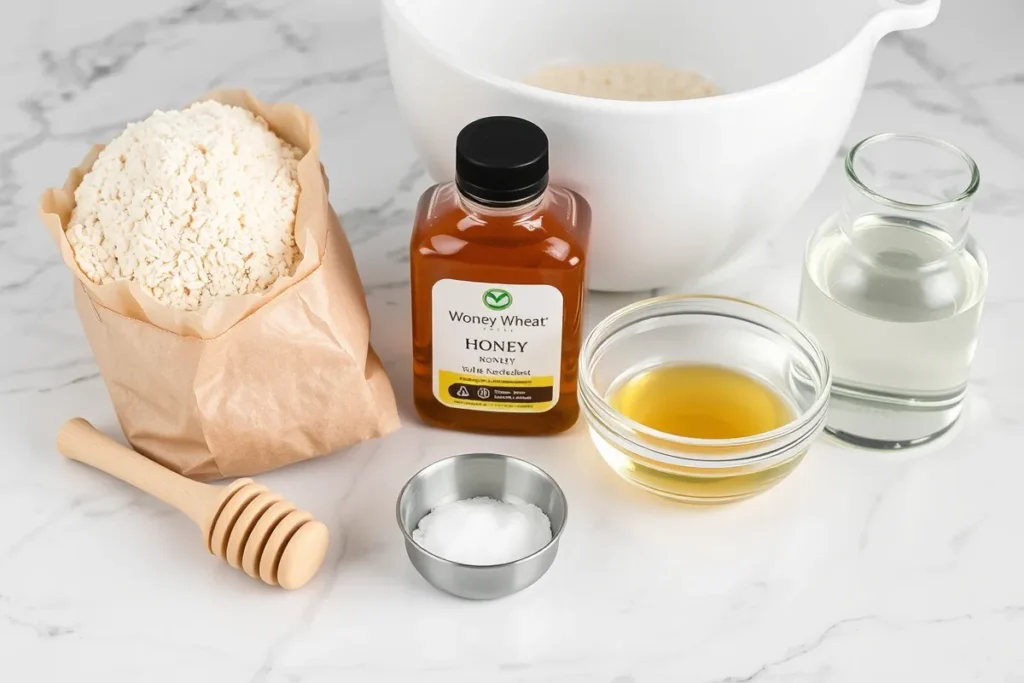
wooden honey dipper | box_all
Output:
[57,418,329,590]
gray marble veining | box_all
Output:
[1,0,1023,680]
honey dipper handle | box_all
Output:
[57,418,213,525]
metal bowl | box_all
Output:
[396,453,568,600]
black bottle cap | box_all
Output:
[455,116,549,206]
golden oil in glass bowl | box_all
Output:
[578,296,831,504]
[609,364,792,439]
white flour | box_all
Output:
[524,62,719,101]
[67,100,303,311]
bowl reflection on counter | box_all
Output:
[382,0,940,291]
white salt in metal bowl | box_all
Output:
[396,453,568,600]
[382,0,940,291]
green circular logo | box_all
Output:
[482,288,512,311]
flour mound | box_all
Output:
[67,100,303,311]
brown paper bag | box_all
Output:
[40,90,400,480]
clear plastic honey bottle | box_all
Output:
[410,116,590,435]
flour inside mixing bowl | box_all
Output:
[523,62,719,101]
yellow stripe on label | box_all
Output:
[438,370,556,412]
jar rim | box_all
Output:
[845,133,980,212]
[577,295,832,465]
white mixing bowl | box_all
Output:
[383,0,940,291]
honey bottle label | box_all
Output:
[432,279,563,413]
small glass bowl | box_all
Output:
[578,295,831,504]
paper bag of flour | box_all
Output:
[39,90,400,480]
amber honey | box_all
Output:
[410,117,589,435]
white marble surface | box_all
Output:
[2,0,1024,680]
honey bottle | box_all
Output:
[410,116,590,435]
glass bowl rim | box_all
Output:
[578,294,832,460]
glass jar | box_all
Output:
[798,134,987,449]
[410,116,590,435]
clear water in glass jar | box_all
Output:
[800,214,986,448]
[798,134,986,449]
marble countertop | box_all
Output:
[2,0,1023,680]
